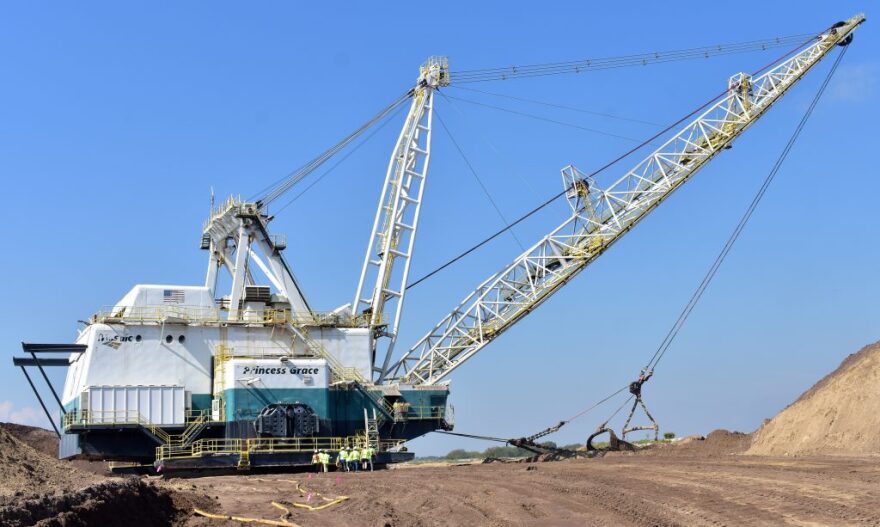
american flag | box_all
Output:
[163,289,185,304]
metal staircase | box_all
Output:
[364,408,380,449]
[285,323,394,420]
[237,449,250,470]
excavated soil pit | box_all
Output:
[0,478,212,527]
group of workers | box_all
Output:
[311,445,375,472]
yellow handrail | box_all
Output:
[64,410,173,442]
[155,434,395,461]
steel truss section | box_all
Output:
[203,199,311,317]
[353,57,449,381]
[386,16,863,385]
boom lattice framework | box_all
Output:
[354,57,450,380]
[385,15,863,385]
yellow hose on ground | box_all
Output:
[290,496,350,511]
[287,481,349,510]
[192,507,302,526]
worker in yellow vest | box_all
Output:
[319,450,329,472]
[338,447,348,471]
[311,450,321,473]
[361,445,374,471]
[350,446,360,471]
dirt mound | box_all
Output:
[0,478,211,527]
[1,423,110,477]
[1,423,58,457]
[0,425,101,499]
[642,429,752,458]
[747,341,880,456]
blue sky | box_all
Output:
[1,2,876,456]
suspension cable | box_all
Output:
[434,107,525,250]
[449,33,816,84]
[253,90,412,207]
[270,103,408,215]
[442,93,652,144]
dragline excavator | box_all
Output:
[14,15,863,472]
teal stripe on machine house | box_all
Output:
[327,388,448,421]
[399,390,447,407]
[191,394,213,413]
[223,387,448,423]
[223,388,330,421]
[327,388,380,421]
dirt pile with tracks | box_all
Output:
[179,454,880,527]
[747,341,880,456]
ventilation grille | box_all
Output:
[244,286,271,303]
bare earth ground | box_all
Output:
[2,425,879,526]
[174,452,880,527]
[4,342,880,525]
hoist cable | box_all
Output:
[644,44,848,374]
[449,33,816,83]
[451,86,664,127]
[434,106,526,250]
[253,90,412,207]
